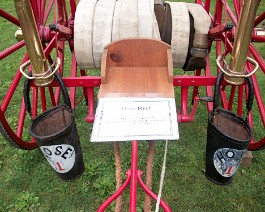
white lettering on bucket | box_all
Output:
[40,144,75,173]
[213,148,246,177]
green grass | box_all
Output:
[0,0,265,211]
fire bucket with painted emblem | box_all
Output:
[205,73,254,185]
[24,72,85,181]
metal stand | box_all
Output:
[97,140,172,212]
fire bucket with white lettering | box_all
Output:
[24,72,85,181]
[205,73,253,185]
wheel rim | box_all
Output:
[0,0,76,149]
[208,0,265,150]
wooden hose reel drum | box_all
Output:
[74,0,211,71]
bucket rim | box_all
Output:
[208,107,253,144]
[29,105,74,141]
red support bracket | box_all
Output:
[97,141,172,212]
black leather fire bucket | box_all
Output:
[205,72,254,185]
[24,72,85,181]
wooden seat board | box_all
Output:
[98,67,174,98]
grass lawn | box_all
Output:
[0,0,264,211]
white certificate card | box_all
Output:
[91,98,179,142]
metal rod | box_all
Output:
[225,0,259,85]
[14,0,53,86]
[130,140,138,212]
[0,41,25,60]
[0,8,20,26]
[254,11,265,27]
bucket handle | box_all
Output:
[213,72,254,118]
[23,72,71,116]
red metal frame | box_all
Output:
[0,0,265,210]
[97,141,172,212]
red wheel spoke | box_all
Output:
[228,85,236,111]
[0,41,25,60]
[40,87,47,112]
[254,11,265,28]
[0,0,70,149]
[249,44,265,74]
[43,0,55,25]
[237,85,243,116]
[212,0,265,150]
[32,87,38,118]
[0,8,20,26]
[48,87,56,107]
[16,99,26,138]
[1,55,28,112]
[29,0,39,24]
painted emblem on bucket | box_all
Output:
[40,145,75,173]
[213,148,246,177]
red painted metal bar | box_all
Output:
[44,35,58,57]
[254,11,265,27]
[97,171,131,212]
[213,0,222,27]
[237,85,244,116]
[80,69,88,106]
[228,85,236,111]
[48,87,56,107]
[39,0,46,25]
[1,55,28,112]
[204,56,213,112]
[56,0,65,23]
[0,8,20,26]
[37,0,42,25]
[191,70,201,105]
[32,87,38,118]
[233,0,240,18]
[137,171,172,212]
[43,0,54,25]
[69,0,77,19]
[62,0,69,23]
[30,0,39,24]
[189,96,199,122]
[130,140,138,212]
[203,0,211,13]
[85,87,95,123]
[32,76,217,88]
[248,137,265,151]
[173,76,216,87]
[0,41,25,60]
[179,86,189,123]
[70,52,77,109]
[0,108,38,149]
[249,44,265,74]
[248,110,254,145]
[40,87,47,112]
[251,35,265,42]
[16,99,26,137]
[247,62,265,128]
[97,140,172,211]
[220,0,238,26]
